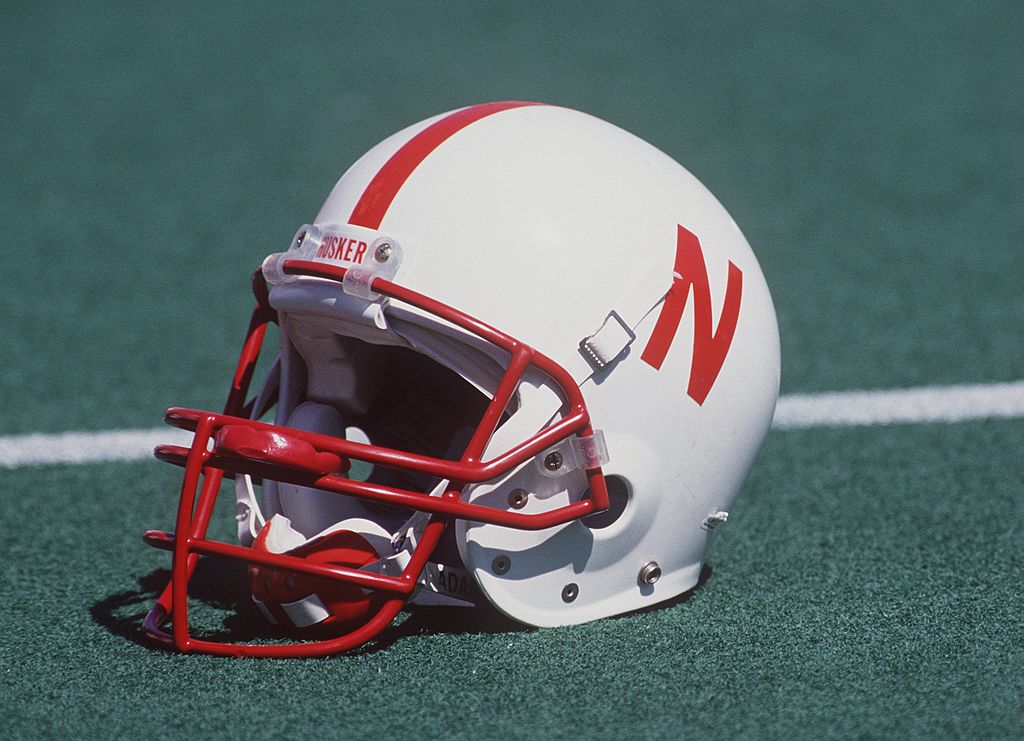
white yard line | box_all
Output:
[0,428,195,468]
[771,380,1024,429]
[1,381,1022,468]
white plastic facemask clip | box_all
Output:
[262,224,324,285]
[341,237,404,301]
[261,225,404,298]
[536,430,609,477]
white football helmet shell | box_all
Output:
[270,102,779,625]
[145,101,780,656]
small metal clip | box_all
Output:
[579,310,635,370]
[702,510,729,531]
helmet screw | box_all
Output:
[492,555,511,575]
[561,583,579,603]
[374,242,393,262]
[544,451,563,471]
[638,561,662,586]
[295,231,306,248]
[508,488,529,509]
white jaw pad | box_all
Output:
[281,594,331,628]
[260,514,309,554]
[260,514,393,557]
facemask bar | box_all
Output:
[143,261,610,657]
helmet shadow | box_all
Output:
[91,559,712,656]
[89,557,529,655]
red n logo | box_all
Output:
[641,225,743,405]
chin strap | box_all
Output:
[249,508,481,633]
[250,515,397,631]
[235,474,266,547]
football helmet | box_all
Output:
[143,101,780,657]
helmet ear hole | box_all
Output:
[582,475,630,530]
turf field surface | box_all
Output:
[1,421,1019,739]
[1,2,1020,739]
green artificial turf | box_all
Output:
[0,1,1020,738]
[1,420,1020,739]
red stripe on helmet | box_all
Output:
[348,101,544,229]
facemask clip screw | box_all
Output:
[561,583,579,603]
[508,488,529,509]
[492,555,511,575]
[638,561,662,585]
[543,451,563,471]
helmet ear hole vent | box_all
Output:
[582,475,630,530]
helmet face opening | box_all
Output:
[143,261,611,658]
[270,342,499,538]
